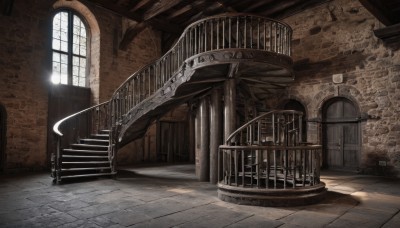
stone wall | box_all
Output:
[276,0,400,175]
[0,0,161,171]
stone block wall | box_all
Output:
[275,0,400,175]
[0,0,161,171]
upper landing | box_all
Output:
[110,14,295,144]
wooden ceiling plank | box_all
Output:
[142,0,182,21]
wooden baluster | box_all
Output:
[257,18,260,49]
[222,17,225,48]
[244,16,247,48]
[250,16,253,49]
[228,17,231,48]
[237,17,239,48]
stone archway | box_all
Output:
[322,97,361,171]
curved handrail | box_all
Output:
[225,110,303,144]
[109,13,293,133]
[51,13,293,182]
[53,101,110,136]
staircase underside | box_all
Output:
[119,49,293,146]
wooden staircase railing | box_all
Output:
[52,13,293,182]
[219,110,322,189]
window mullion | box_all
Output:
[68,11,73,85]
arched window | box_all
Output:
[51,10,88,87]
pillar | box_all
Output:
[224,79,236,142]
[210,89,222,184]
[196,97,210,181]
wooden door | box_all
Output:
[158,121,188,162]
[47,85,91,167]
[323,98,360,170]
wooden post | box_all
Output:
[224,79,236,142]
[198,97,210,181]
[210,89,222,184]
[188,107,195,163]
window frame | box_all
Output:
[51,9,89,87]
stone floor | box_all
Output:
[0,164,399,228]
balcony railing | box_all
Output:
[219,110,322,189]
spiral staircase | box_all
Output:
[51,13,295,183]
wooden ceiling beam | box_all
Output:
[359,0,397,25]
[258,0,304,17]
[129,0,155,12]
[242,0,275,13]
[142,0,182,21]
[166,0,206,19]
[88,0,142,21]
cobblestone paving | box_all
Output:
[0,164,399,227]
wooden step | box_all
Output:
[90,134,109,140]
[80,138,109,145]
[61,167,111,172]
[70,144,108,150]
[62,155,109,159]
[61,172,116,179]
[62,161,110,165]
[99,130,110,134]
[63,149,108,155]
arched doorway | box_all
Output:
[283,99,307,142]
[0,104,6,171]
[322,97,360,171]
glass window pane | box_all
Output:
[61,73,68,84]
[73,56,79,66]
[80,37,86,46]
[61,41,68,52]
[61,64,68,75]
[52,52,60,62]
[80,27,86,37]
[80,46,86,56]
[79,77,86,87]
[73,44,79,54]
[60,31,68,41]
[52,40,60,50]
[73,34,79,44]
[73,76,79,86]
[51,73,60,84]
[60,54,68,64]
[79,67,85,76]
[73,66,79,76]
[53,30,60,39]
[80,58,86,66]
[52,61,60,72]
